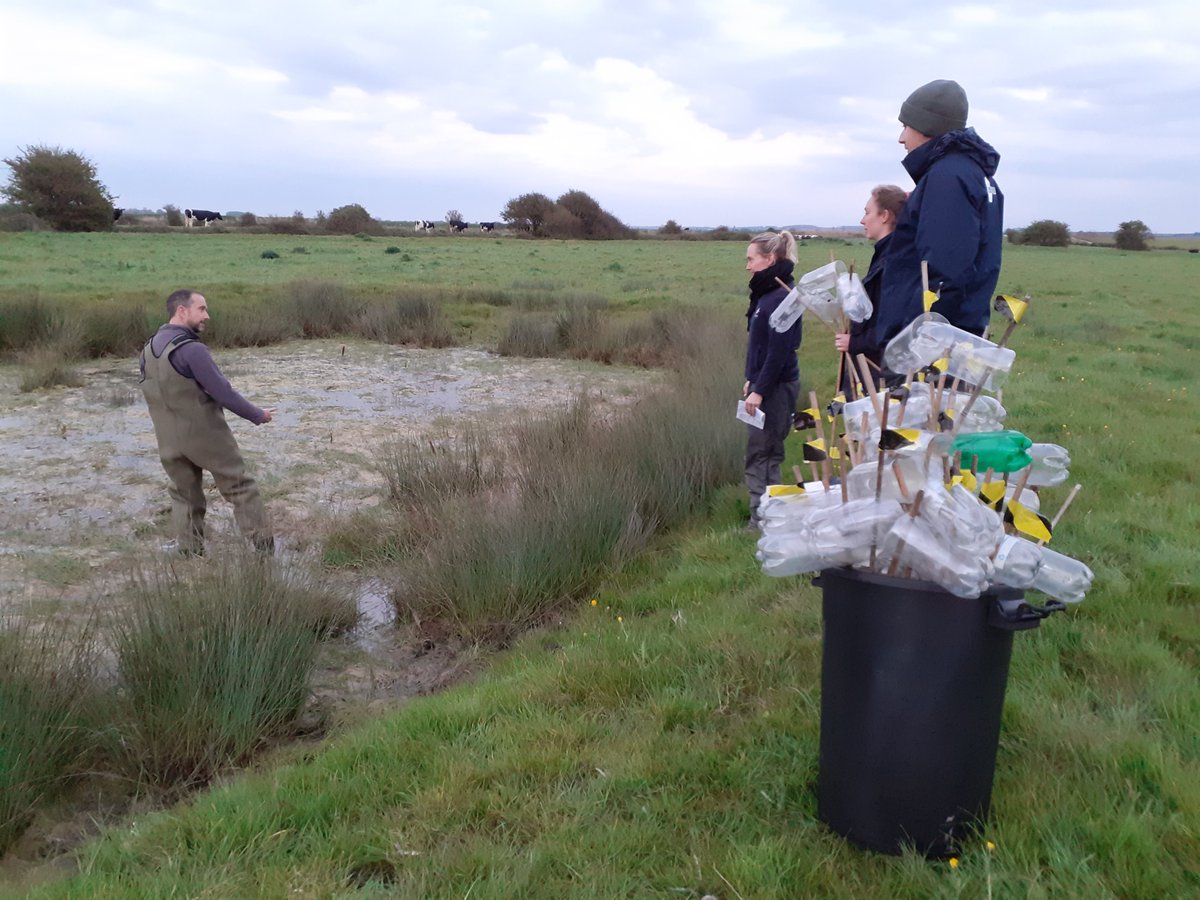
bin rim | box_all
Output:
[817,565,1022,601]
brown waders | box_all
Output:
[140,334,272,555]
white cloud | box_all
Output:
[1,1,1197,230]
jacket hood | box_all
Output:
[903,127,1000,181]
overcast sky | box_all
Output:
[2,1,1197,232]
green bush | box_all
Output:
[0,611,101,854]
[110,558,354,789]
[2,145,115,232]
[1018,220,1071,247]
[326,204,380,236]
[1115,219,1151,251]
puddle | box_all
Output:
[352,577,396,653]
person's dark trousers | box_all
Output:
[745,379,800,524]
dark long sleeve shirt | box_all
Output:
[139,325,267,424]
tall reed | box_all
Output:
[109,557,355,789]
[390,309,744,636]
[0,610,101,854]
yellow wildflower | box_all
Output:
[949,858,959,869]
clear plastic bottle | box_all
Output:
[837,270,873,323]
[769,285,806,332]
[1030,545,1093,604]
[844,450,932,501]
[992,535,1093,603]
[1012,443,1071,488]
[882,312,951,373]
[884,314,1015,390]
[879,515,994,598]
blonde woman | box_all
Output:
[742,230,801,531]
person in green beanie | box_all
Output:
[874,79,1004,349]
[139,289,275,556]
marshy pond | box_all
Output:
[0,338,657,619]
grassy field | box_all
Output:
[1,233,1198,896]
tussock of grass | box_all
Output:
[284,280,364,339]
[109,557,356,790]
[205,297,296,347]
[0,611,100,855]
[353,295,453,347]
[0,295,58,352]
[379,429,499,507]
[79,304,153,357]
[17,345,84,392]
[321,507,418,568]
[391,312,742,637]
[496,314,559,357]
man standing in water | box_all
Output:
[140,289,274,556]
[874,79,1004,348]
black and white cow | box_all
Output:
[448,220,468,233]
[184,208,224,228]
[479,222,496,232]
[414,219,437,232]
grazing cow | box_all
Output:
[479,222,496,232]
[449,220,468,233]
[414,219,437,232]
[184,208,224,228]
[113,208,124,222]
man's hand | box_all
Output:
[260,408,275,423]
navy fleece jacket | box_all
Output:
[875,128,1003,347]
[745,284,802,397]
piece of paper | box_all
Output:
[736,401,765,429]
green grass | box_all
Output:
[107,558,357,792]
[0,611,101,856]
[1,235,1197,896]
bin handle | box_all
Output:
[988,596,1067,631]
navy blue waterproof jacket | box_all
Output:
[745,284,802,397]
[875,128,1003,347]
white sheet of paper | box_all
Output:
[736,401,765,429]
